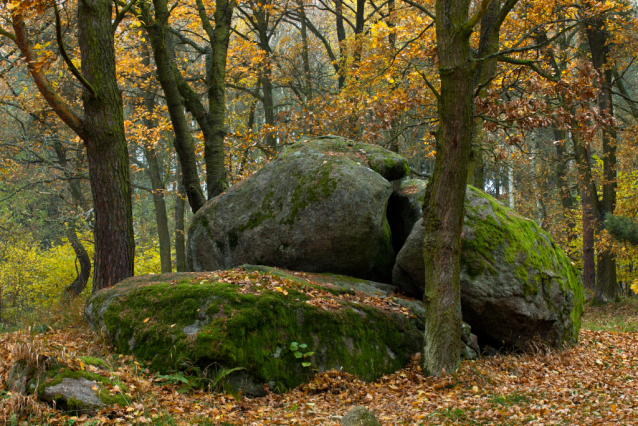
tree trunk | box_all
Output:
[422,0,479,376]
[13,0,135,291]
[51,137,92,298]
[143,0,207,213]
[298,0,313,101]
[78,0,134,291]
[334,0,347,90]
[571,129,598,290]
[175,162,187,272]
[141,43,172,273]
[62,224,92,298]
[586,16,618,303]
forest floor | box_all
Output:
[1,297,638,425]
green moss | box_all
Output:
[78,356,109,370]
[89,271,422,392]
[461,186,584,344]
[36,366,128,408]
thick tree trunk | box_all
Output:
[422,0,479,376]
[144,0,206,213]
[175,162,187,272]
[13,0,135,291]
[78,0,134,291]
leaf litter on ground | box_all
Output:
[1,286,638,425]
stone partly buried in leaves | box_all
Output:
[392,185,584,349]
[6,356,126,415]
[84,266,479,396]
[187,136,409,283]
[340,406,381,426]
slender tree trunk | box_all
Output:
[334,0,346,90]
[571,129,598,290]
[141,44,172,273]
[298,0,312,101]
[468,0,500,188]
[78,0,134,291]
[62,224,92,298]
[51,137,92,298]
[143,1,207,213]
[586,17,618,303]
[508,147,515,210]
[261,62,276,148]
[175,162,187,272]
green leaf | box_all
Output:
[304,352,314,357]
[290,342,299,351]
[294,351,303,359]
[299,343,307,349]
[302,362,311,367]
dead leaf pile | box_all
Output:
[1,294,638,425]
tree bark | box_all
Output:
[422,0,476,376]
[78,0,135,291]
[298,0,313,101]
[62,224,92,298]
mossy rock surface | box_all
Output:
[6,357,126,415]
[393,186,584,349]
[187,136,408,283]
[85,267,422,395]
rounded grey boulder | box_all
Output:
[187,136,409,282]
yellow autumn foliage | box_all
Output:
[0,231,163,326]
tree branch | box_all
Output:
[54,2,97,98]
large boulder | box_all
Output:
[186,136,409,283]
[393,186,584,349]
[84,267,423,396]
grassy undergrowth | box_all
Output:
[1,296,638,425]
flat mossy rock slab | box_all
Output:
[393,186,584,349]
[187,136,409,283]
[85,267,422,396]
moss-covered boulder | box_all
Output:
[392,186,584,349]
[187,136,409,283]
[85,267,424,396]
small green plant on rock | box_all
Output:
[289,342,314,367]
